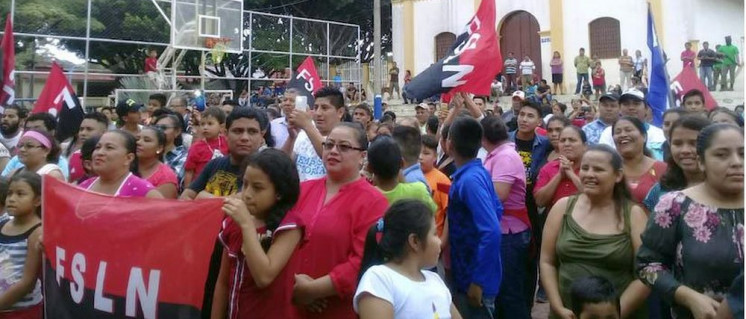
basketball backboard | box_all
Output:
[172,0,243,53]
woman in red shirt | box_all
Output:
[612,116,667,204]
[534,125,588,209]
[290,123,389,318]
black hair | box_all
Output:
[541,105,553,117]
[392,125,422,166]
[265,107,281,121]
[0,177,9,209]
[25,112,57,132]
[697,123,744,164]
[81,135,99,162]
[358,200,434,282]
[584,144,633,223]
[612,116,652,157]
[561,125,588,144]
[421,134,439,151]
[556,102,567,113]
[383,110,397,123]
[547,115,572,128]
[709,107,744,127]
[202,106,227,124]
[140,126,167,162]
[335,122,369,151]
[660,116,711,191]
[426,116,439,136]
[682,89,704,105]
[663,108,689,121]
[354,104,373,118]
[106,130,140,176]
[440,123,451,141]
[149,93,167,108]
[570,275,621,317]
[367,135,402,180]
[226,107,275,148]
[448,116,482,159]
[4,104,28,119]
[8,171,42,217]
[520,101,543,117]
[22,129,61,164]
[473,95,490,103]
[240,149,300,251]
[481,115,509,144]
[314,86,345,109]
[153,113,185,147]
[222,99,240,107]
[341,108,353,123]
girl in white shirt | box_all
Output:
[354,200,461,319]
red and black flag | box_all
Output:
[286,57,323,107]
[403,0,501,100]
[33,62,85,142]
[0,14,15,107]
[42,177,225,318]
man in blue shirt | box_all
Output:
[447,116,503,318]
[583,93,620,144]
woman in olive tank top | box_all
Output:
[540,145,650,319]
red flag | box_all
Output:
[0,14,15,106]
[287,57,323,107]
[670,67,717,110]
[34,62,85,142]
[403,0,501,100]
[42,176,224,318]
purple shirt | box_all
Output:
[79,173,155,197]
[550,58,563,74]
[483,142,529,233]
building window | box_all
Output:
[435,32,456,61]
[589,17,621,59]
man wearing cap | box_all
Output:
[598,88,666,159]
[583,92,620,144]
[415,103,430,135]
[116,99,144,135]
[502,91,525,132]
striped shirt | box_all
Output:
[0,220,42,310]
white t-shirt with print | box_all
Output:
[293,131,326,182]
[354,265,453,319]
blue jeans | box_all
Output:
[700,66,714,90]
[455,293,496,319]
[495,230,532,319]
[575,73,589,94]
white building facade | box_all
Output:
[391,0,744,93]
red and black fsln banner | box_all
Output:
[42,177,224,318]
[403,0,502,101]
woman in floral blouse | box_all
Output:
[637,124,744,319]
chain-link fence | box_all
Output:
[0,0,361,109]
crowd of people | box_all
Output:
[0,77,740,319]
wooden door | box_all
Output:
[500,11,542,79]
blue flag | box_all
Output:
[647,5,672,126]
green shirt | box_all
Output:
[378,182,437,214]
[718,45,740,66]
[574,55,592,74]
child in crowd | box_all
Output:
[183,106,228,186]
[570,276,621,319]
[354,200,459,318]
[592,61,606,100]
[74,136,100,185]
[213,149,302,319]
[446,117,503,316]
[0,172,42,317]
[367,136,436,211]
[420,134,450,241]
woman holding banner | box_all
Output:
[290,123,388,318]
[79,131,162,198]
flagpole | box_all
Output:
[373,0,382,120]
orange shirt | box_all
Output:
[424,168,451,236]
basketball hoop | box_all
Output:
[205,37,231,64]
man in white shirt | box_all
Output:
[270,88,299,148]
[282,87,344,181]
[598,88,666,160]
[519,55,535,90]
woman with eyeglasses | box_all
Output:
[16,129,64,180]
[136,127,178,198]
[79,130,162,198]
[153,114,188,186]
[290,122,389,318]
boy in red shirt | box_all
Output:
[592,61,606,100]
[183,106,228,186]
[144,49,158,73]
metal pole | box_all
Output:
[373,0,382,119]
[289,16,293,81]
[82,0,92,110]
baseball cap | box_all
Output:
[116,99,144,117]
[620,88,645,103]
[511,91,525,101]
[415,103,427,110]
[599,93,620,102]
